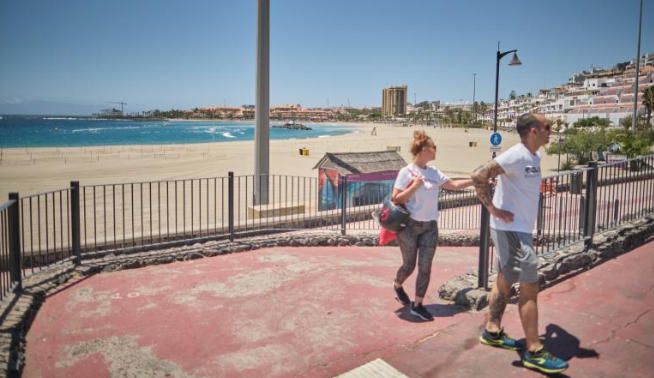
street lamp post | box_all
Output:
[473,73,477,123]
[632,0,644,130]
[479,42,522,289]
[492,42,522,158]
[557,130,563,173]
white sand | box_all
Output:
[0,122,562,199]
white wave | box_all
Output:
[72,127,104,133]
[317,135,330,138]
[44,117,79,120]
[222,132,236,138]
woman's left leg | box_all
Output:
[414,222,438,301]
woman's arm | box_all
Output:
[441,178,474,191]
[392,175,424,204]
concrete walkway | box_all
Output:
[23,241,654,377]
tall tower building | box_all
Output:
[382,85,408,117]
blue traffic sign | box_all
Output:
[490,132,502,146]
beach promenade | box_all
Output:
[23,240,654,377]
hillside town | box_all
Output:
[127,52,654,129]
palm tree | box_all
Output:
[643,86,654,129]
[479,101,489,116]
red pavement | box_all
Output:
[23,241,654,377]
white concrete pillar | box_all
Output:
[255,0,270,204]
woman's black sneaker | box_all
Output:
[410,303,434,321]
[393,284,411,306]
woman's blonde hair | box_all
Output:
[410,130,433,156]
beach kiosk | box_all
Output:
[313,151,407,211]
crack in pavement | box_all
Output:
[622,309,653,330]
[629,338,654,350]
[408,322,464,350]
[590,309,653,347]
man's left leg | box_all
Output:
[516,234,569,374]
[518,282,541,351]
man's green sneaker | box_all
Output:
[522,347,569,374]
[479,328,522,351]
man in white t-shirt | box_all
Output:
[471,113,568,374]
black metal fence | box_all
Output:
[0,194,22,301]
[72,174,479,254]
[595,155,654,230]
[19,187,76,273]
[1,154,653,299]
[79,178,231,252]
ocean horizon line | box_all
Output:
[0,116,359,149]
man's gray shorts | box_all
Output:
[491,229,538,284]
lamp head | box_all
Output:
[508,52,522,66]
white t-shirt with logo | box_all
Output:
[491,143,542,233]
[393,163,449,221]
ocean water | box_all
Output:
[0,116,354,148]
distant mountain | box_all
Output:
[0,98,103,116]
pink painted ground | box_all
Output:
[24,242,654,377]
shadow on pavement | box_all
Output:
[543,323,600,360]
[394,303,468,322]
[510,323,599,377]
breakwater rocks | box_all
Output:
[272,122,312,130]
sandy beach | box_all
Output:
[0,122,563,199]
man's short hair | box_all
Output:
[516,113,543,138]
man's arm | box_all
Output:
[471,161,514,223]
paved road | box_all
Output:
[23,241,654,377]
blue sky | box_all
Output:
[1,0,652,114]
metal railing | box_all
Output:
[79,178,232,251]
[534,169,588,254]
[0,195,21,301]
[1,155,653,299]
[595,155,654,230]
[74,174,480,253]
[19,188,74,273]
[6,172,480,269]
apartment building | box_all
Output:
[382,85,408,117]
